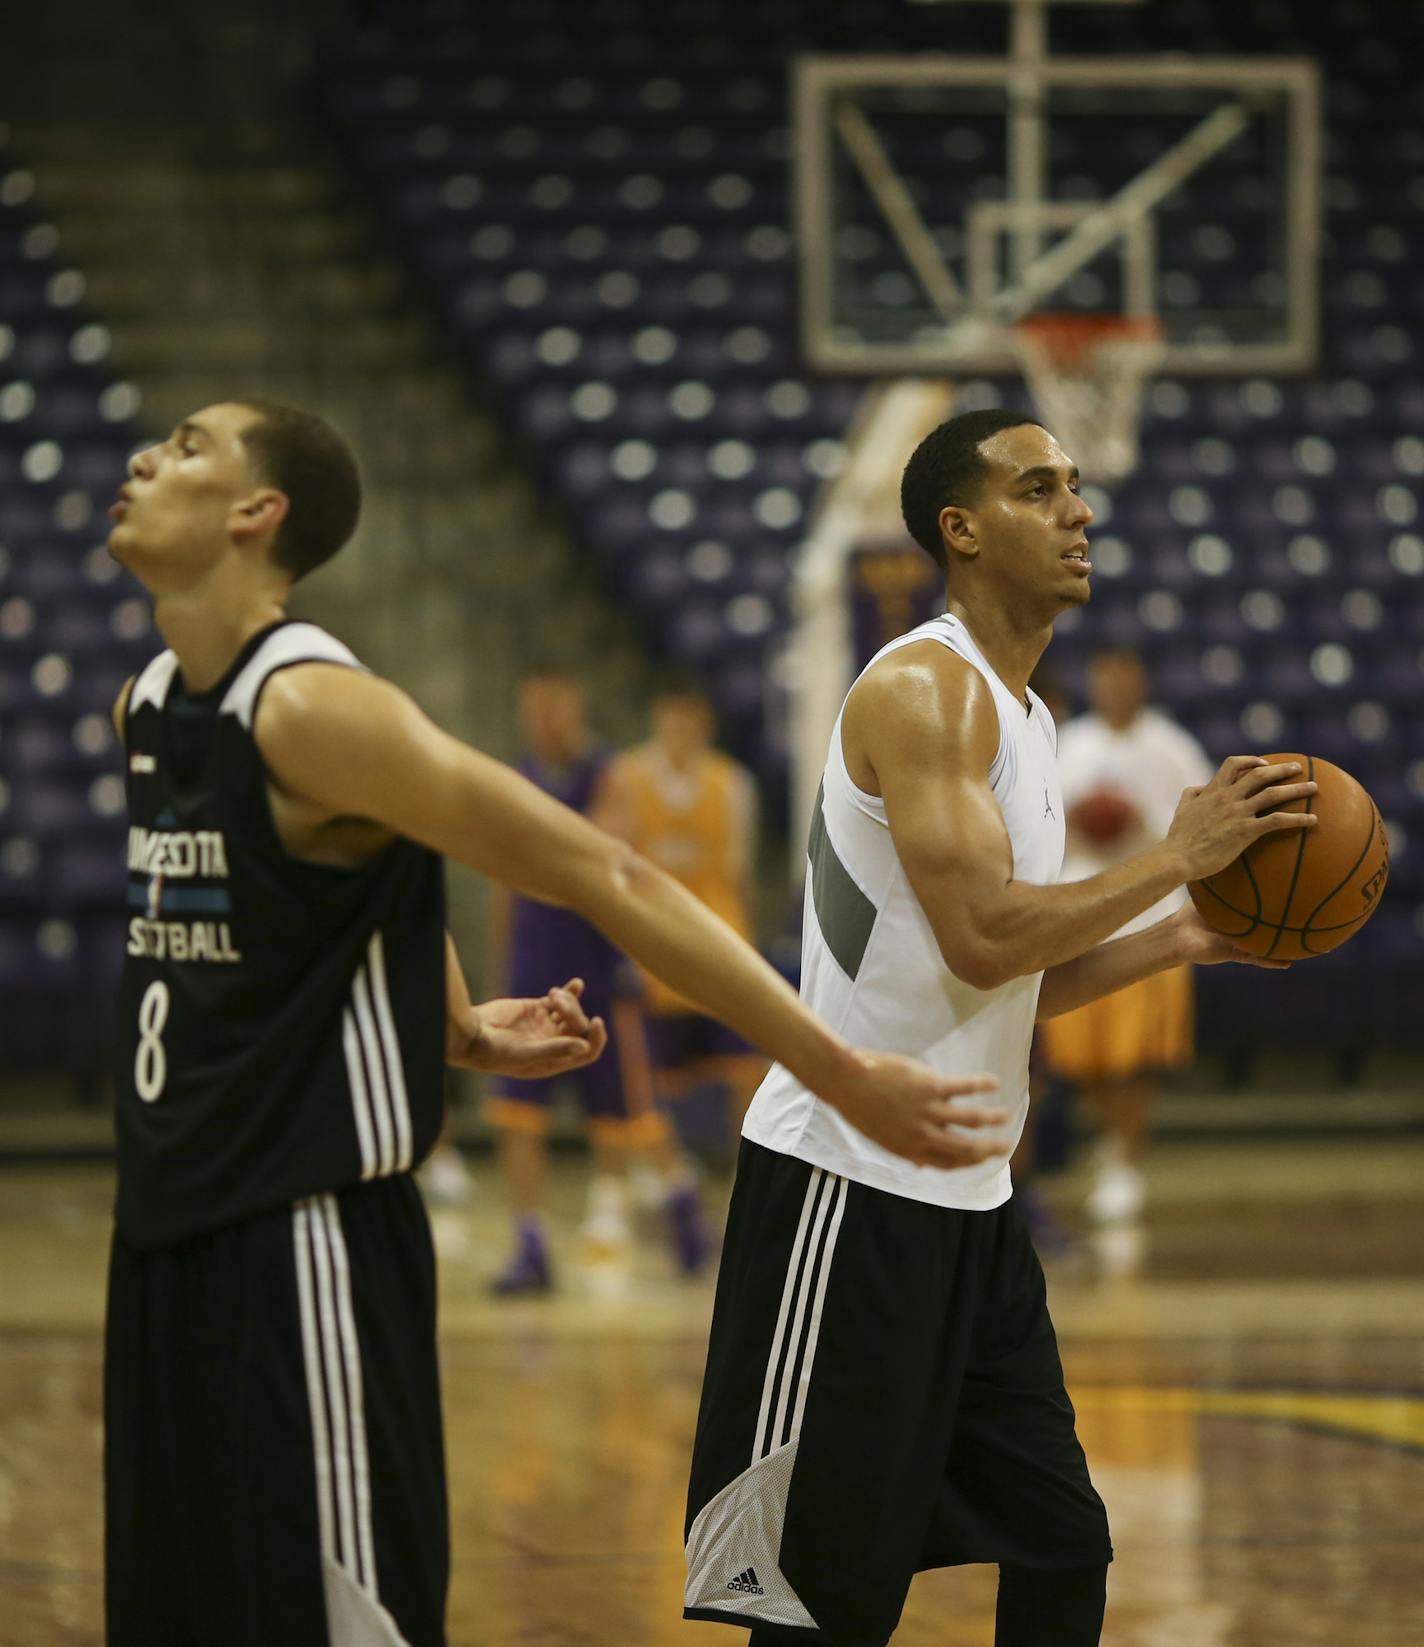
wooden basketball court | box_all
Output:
[3,1138,1422,1646]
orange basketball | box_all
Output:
[1187,753,1389,961]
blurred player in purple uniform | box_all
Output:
[485,670,707,1292]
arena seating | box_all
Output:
[316,0,1422,1022]
[0,132,149,1071]
[4,2,1420,1071]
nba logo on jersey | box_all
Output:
[146,872,164,920]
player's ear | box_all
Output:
[939,504,979,565]
[230,487,289,545]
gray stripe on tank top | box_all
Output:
[807,781,877,983]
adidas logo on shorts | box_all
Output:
[727,1567,765,1596]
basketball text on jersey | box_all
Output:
[126,919,241,963]
[125,824,241,963]
[127,824,230,877]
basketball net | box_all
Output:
[1010,313,1165,487]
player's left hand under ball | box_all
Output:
[1164,903,1292,970]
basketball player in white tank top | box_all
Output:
[743,612,1062,1208]
[685,412,1318,1647]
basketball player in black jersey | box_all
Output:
[102,399,1010,1647]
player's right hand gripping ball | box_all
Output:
[1188,752,1389,960]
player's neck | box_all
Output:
[943,593,1052,704]
[152,578,289,695]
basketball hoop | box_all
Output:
[1011,313,1164,486]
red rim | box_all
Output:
[1013,312,1164,365]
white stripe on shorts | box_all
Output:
[751,1167,848,1462]
[293,1195,380,1601]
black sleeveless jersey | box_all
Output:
[113,620,447,1249]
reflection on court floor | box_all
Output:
[1,1143,1421,1646]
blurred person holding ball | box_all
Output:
[1038,647,1214,1226]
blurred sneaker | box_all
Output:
[667,1182,711,1275]
[577,1208,632,1261]
[629,1162,669,1213]
[490,1222,553,1296]
[579,1174,632,1260]
[418,1142,474,1209]
[1086,1159,1145,1225]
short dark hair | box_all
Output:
[235,400,362,582]
[900,409,1040,571]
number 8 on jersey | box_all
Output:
[135,980,170,1103]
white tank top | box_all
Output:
[742,613,1064,1209]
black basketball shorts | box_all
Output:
[105,1174,448,1647]
[684,1140,1111,1646]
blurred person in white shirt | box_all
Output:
[1038,648,1214,1225]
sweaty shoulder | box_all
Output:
[247,662,428,843]
[249,662,420,801]
[842,639,1000,799]
[249,658,372,743]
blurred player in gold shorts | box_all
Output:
[1038,649,1212,1225]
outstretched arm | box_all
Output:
[843,642,1317,992]
[253,665,1005,1170]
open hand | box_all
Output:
[828,1052,1007,1170]
[447,977,608,1078]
